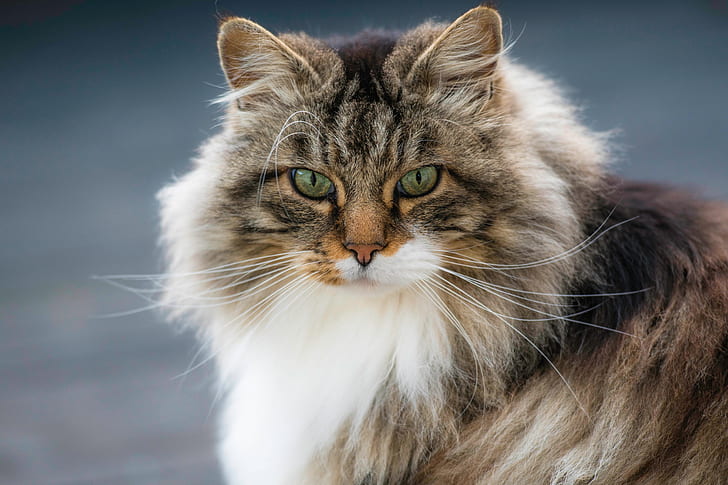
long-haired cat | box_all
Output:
[157,7,728,484]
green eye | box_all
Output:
[397,166,439,197]
[290,168,334,199]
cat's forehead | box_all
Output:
[331,101,399,164]
[316,100,437,188]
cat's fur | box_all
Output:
[158,7,728,484]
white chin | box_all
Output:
[336,273,402,296]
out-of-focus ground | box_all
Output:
[1,1,726,483]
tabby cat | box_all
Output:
[157,7,728,484]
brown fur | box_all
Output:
[417,181,728,484]
[160,7,728,484]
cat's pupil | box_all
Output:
[416,171,422,185]
[311,172,317,187]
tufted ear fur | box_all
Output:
[406,6,503,112]
[217,17,320,109]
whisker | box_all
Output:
[432,210,637,272]
[183,261,318,302]
[435,252,524,281]
[458,279,575,308]
[436,266,568,309]
[174,343,213,382]
[220,273,312,331]
[449,273,650,299]
[207,274,321,417]
[95,250,307,281]
[105,256,300,298]
[177,273,320,390]
[432,271,637,338]
[95,262,310,318]
[414,280,485,414]
[426,275,589,417]
[255,276,322,328]
[270,130,316,222]
[483,215,637,270]
[257,109,324,205]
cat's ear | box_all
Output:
[406,7,503,111]
[217,17,319,109]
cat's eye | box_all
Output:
[397,166,439,197]
[290,168,334,199]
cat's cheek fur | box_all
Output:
[157,138,234,323]
[215,285,450,485]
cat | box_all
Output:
[157,6,728,484]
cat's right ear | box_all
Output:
[217,17,319,109]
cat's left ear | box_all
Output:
[406,7,503,111]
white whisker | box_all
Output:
[95,258,314,318]
[206,274,321,417]
[257,110,324,206]
[95,250,307,281]
[109,256,300,299]
[220,273,312,331]
[431,210,637,272]
[178,275,313,395]
[427,275,588,417]
[432,270,638,338]
[414,280,484,414]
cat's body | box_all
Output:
[158,8,728,484]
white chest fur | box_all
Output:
[214,286,449,485]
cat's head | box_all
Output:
[160,7,604,317]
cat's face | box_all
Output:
[162,6,580,319]
[216,96,524,290]
[205,8,545,291]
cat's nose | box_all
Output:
[344,242,384,266]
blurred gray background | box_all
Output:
[1,0,726,483]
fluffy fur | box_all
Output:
[157,7,728,484]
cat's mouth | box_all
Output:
[331,257,403,290]
[334,268,409,296]
[347,267,383,286]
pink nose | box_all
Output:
[345,242,384,266]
